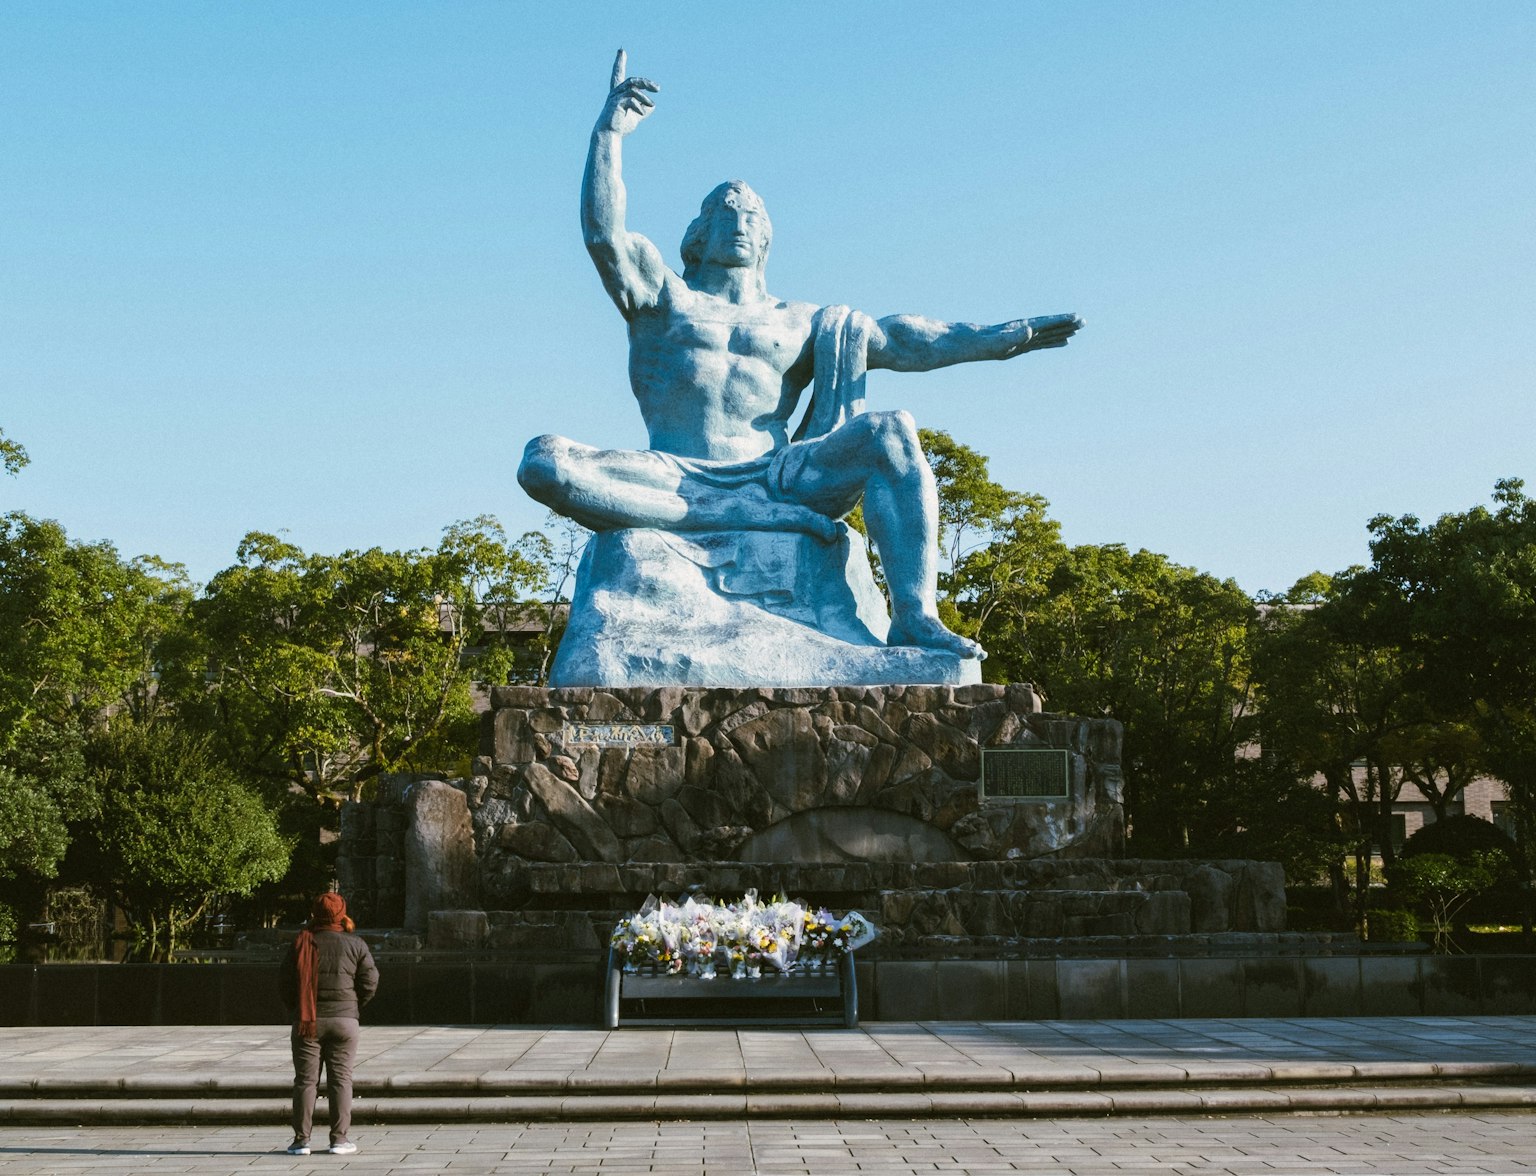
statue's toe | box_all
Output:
[888,615,984,659]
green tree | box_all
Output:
[0,428,27,476]
[0,722,92,894]
[920,428,1063,644]
[1193,756,1352,888]
[1391,850,1510,954]
[1391,720,1484,823]
[0,514,188,937]
[0,513,192,745]
[511,514,588,685]
[999,542,1257,856]
[76,720,290,958]
[1364,480,1536,903]
[1251,568,1431,921]
[171,517,549,800]
[919,435,1268,865]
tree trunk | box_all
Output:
[1374,758,1399,872]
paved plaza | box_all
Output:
[2,1019,1535,1172]
[3,1114,1536,1175]
[6,1018,1536,1088]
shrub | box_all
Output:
[1366,908,1421,943]
[1401,814,1517,862]
[1391,850,1509,953]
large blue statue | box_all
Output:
[520,53,1082,688]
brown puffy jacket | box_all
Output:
[279,930,379,1020]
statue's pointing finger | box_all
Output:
[609,50,659,98]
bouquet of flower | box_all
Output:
[799,907,877,967]
[610,892,876,977]
[610,909,661,972]
[676,896,718,978]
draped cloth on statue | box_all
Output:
[796,305,874,443]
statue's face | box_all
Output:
[700,187,769,269]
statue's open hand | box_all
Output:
[1020,313,1083,351]
[599,49,659,136]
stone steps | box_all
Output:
[6,1060,1536,1124]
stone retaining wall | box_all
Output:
[476,684,1123,865]
[333,685,1290,954]
[6,953,1533,1024]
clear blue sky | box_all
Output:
[4,2,1533,595]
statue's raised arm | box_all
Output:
[581,50,670,319]
[867,312,1083,373]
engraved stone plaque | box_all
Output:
[561,721,675,747]
[980,748,1069,801]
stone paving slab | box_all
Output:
[4,1016,1536,1087]
[4,1114,1536,1174]
[4,1017,1536,1126]
[9,1084,1536,1124]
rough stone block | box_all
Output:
[1235,861,1288,931]
[1188,865,1233,933]
[550,526,981,688]
[427,909,489,950]
[498,820,579,863]
[403,781,478,934]
[523,763,623,862]
[594,794,659,837]
[1135,890,1191,935]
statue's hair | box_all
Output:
[680,181,772,277]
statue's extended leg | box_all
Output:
[781,412,983,659]
[519,435,837,540]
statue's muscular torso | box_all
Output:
[627,274,819,462]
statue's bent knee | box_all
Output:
[865,409,923,471]
[518,434,567,504]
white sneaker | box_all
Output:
[286,1139,311,1155]
[328,1141,358,1155]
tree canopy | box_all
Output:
[168,516,550,801]
[0,505,562,952]
[0,428,27,476]
[75,720,291,958]
[1364,479,1536,867]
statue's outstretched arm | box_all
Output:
[581,50,670,319]
[866,312,1082,373]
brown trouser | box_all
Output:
[290,1017,359,1146]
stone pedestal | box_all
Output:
[478,683,1119,865]
[335,685,1288,955]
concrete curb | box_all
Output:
[6,1058,1536,1099]
[5,1085,1536,1125]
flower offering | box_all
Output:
[609,892,876,975]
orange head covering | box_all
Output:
[309,892,350,931]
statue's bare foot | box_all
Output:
[887,612,985,659]
[676,492,839,542]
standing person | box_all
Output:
[279,892,378,1156]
